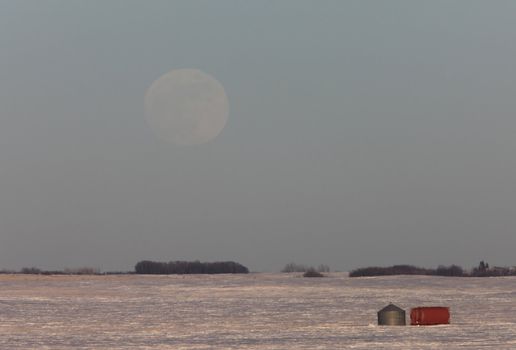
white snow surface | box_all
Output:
[0,273,514,349]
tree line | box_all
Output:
[281,263,330,273]
[0,260,250,275]
[349,261,516,277]
[0,267,101,275]
[134,260,249,274]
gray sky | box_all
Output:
[1,1,516,272]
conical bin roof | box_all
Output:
[379,303,404,313]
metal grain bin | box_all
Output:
[410,306,450,325]
[377,303,406,326]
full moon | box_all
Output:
[144,69,229,145]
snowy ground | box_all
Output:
[0,273,514,349]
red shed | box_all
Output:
[410,307,450,325]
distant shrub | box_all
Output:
[64,267,100,275]
[303,268,324,277]
[104,271,134,275]
[21,267,41,274]
[134,260,249,274]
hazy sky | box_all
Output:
[1,1,516,272]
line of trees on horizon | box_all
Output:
[281,263,330,273]
[0,267,103,275]
[349,261,516,277]
[134,260,249,274]
[0,260,251,275]
[2,260,514,277]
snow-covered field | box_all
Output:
[0,273,514,349]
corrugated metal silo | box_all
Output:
[377,303,406,326]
